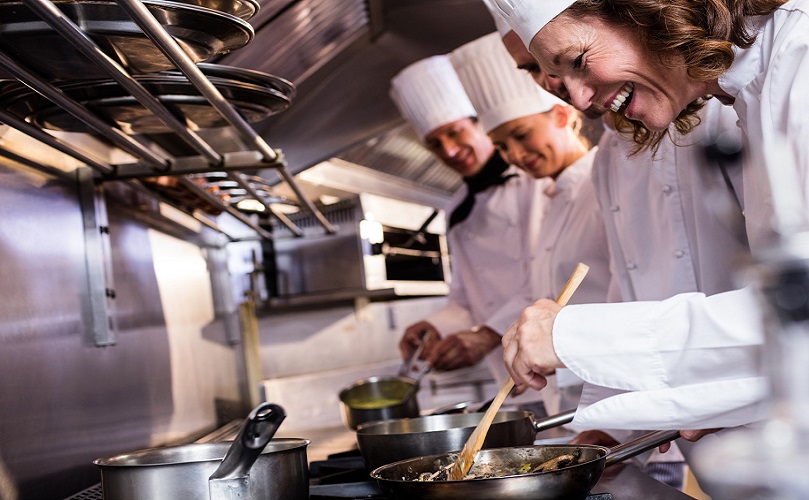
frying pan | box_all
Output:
[357,409,576,470]
[370,429,680,500]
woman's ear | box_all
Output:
[551,103,570,128]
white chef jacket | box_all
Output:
[425,165,551,334]
[480,148,612,413]
[573,100,748,459]
[546,0,809,429]
[424,164,556,407]
[530,148,612,393]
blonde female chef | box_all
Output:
[450,32,613,412]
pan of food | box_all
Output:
[370,429,680,500]
[357,409,576,470]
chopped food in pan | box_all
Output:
[413,449,583,481]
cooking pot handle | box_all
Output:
[531,409,576,433]
[604,429,681,467]
[208,402,286,499]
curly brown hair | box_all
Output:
[566,0,785,152]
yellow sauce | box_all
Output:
[349,398,405,409]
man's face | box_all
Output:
[424,118,495,177]
[502,30,604,120]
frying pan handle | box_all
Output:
[531,409,576,433]
[210,402,286,480]
[604,430,681,467]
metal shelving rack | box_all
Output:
[0,0,338,345]
[0,0,336,239]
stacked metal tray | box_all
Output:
[0,64,295,133]
[0,0,257,80]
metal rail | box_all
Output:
[0,109,114,175]
[0,52,169,169]
[0,0,337,236]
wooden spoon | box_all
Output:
[447,262,590,481]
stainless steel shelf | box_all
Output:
[0,0,337,238]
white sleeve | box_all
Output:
[552,287,770,429]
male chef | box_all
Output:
[390,55,556,413]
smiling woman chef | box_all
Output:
[488,0,809,434]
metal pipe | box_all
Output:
[0,52,169,169]
[0,145,73,181]
[176,176,274,240]
[0,109,114,174]
[122,179,237,240]
[276,165,336,234]
[226,172,303,236]
[21,0,223,166]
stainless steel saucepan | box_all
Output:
[339,338,432,430]
[94,403,309,500]
[357,409,576,470]
[370,429,680,500]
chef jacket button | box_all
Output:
[736,120,741,128]
[674,249,685,258]
[610,205,620,212]
[662,184,673,194]
[626,262,637,270]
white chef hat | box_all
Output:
[481,0,512,38]
[489,0,577,49]
[450,32,567,133]
[390,55,477,139]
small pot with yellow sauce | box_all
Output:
[339,376,420,430]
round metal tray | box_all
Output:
[0,0,254,80]
[0,73,291,134]
[170,63,296,99]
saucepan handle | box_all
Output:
[531,409,577,433]
[210,402,286,480]
[604,429,681,467]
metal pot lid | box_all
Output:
[155,0,260,19]
[167,63,296,99]
[0,75,291,133]
[0,0,254,81]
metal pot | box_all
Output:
[339,338,432,430]
[370,429,680,500]
[356,409,576,470]
[94,403,309,500]
[339,375,421,430]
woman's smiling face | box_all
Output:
[489,112,570,179]
[529,14,706,131]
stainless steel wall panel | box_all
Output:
[0,162,243,499]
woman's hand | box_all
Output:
[502,299,566,391]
